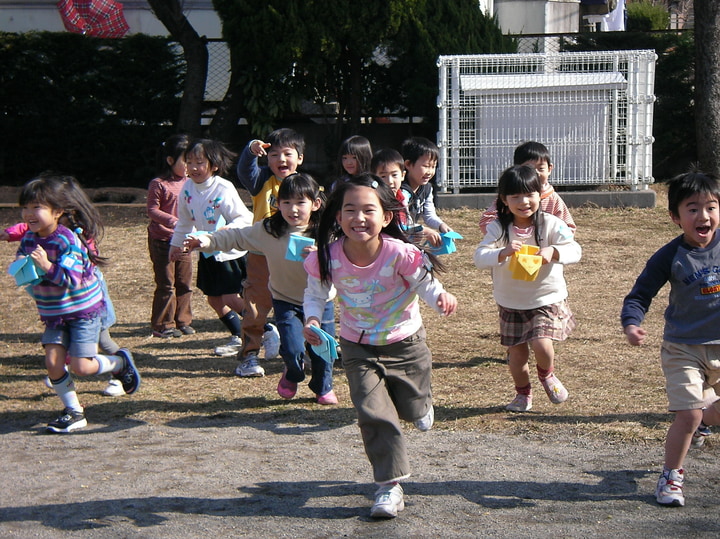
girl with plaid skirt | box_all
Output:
[473,165,581,412]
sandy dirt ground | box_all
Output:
[1,415,719,538]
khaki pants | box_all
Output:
[341,327,433,484]
[240,253,273,357]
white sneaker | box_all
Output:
[234,353,265,377]
[414,405,434,431]
[655,468,685,507]
[370,483,405,518]
[214,335,242,357]
[102,378,126,397]
[261,323,280,359]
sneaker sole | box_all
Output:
[117,349,141,394]
[370,500,405,518]
[46,418,87,433]
[215,349,242,357]
[235,369,265,377]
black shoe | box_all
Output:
[179,326,196,335]
[46,408,87,433]
[153,328,182,338]
[114,348,141,394]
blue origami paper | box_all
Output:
[308,325,338,363]
[286,233,315,261]
[8,256,46,286]
[426,231,463,255]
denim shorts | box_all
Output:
[42,315,101,358]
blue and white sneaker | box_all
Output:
[46,408,87,433]
[114,348,140,394]
[261,323,280,359]
[691,424,711,448]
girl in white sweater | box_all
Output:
[474,165,581,412]
[184,173,338,403]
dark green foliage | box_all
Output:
[626,1,670,31]
[563,30,694,180]
[0,32,183,187]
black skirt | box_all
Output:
[196,253,246,296]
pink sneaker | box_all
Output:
[540,373,569,404]
[277,370,297,399]
[316,390,338,405]
[506,393,532,412]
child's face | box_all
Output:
[168,154,187,178]
[522,159,553,188]
[671,192,720,248]
[404,155,437,189]
[22,202,64,238]
[336,186,392,245]
[374,163,405,195]
[341,154,359,176]
[279,195,321,228]
[186,152,217,183]
[501,191,540,227]
[268,145,303,179]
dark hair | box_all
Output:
[266,128,305,156]
[186,138,236,177]
[315,173,443,284]
[667,169,720,217]
[371,148,405,175]
[337,135,372,177]
[496,165,544,246]
[158,134,190,179]
[513,141,552,167]
[263,172,324,239]
[19,174,106,265]
[401,136,439,165]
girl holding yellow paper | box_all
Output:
[474,165,581,412]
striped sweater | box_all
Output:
[17,224,103,327]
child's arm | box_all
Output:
[421,194,452,234]
[473,221,512,267]
[184,224,257,255]
[543,193,576,233]
[620,242,675,345]
[478,201,498,235]
[303,273,334,344]
[236,140,273,196]
[540,217,581,265]
[147,180,179,229]
[2,222,29,242]
[409,266,458,316]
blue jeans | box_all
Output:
[272,299,335,396]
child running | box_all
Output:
[473,165,581,412]
[169,139,254,369]
[622,170,720,507]
[12,175,140,433]
[147,134,194,339]
[479,141,576,235]
[185,173,338,402]
[303,174,457,518]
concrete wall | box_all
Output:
[495,0,580,34]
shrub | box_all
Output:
[0,32,184,187]
[626,1,670,31]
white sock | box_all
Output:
[51,372,83,413]
[95,353,123,375]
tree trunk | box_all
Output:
[694,0,720,176]
[147,0,207,137]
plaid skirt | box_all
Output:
[498,299,575,347]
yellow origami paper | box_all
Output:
[508,244,542,281]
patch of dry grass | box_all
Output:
[0,189,705,447]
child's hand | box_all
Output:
[538,246,557,264]
[624,324,646,346]
[303,318,321,345]
[500,240,523,261]
[29,245,51,272]
[423,227,442,247]
[439,223,453,234]
[183,237,201,252]
[437,292,458,316]
[250,140,271,157]
[302,244,317,259]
